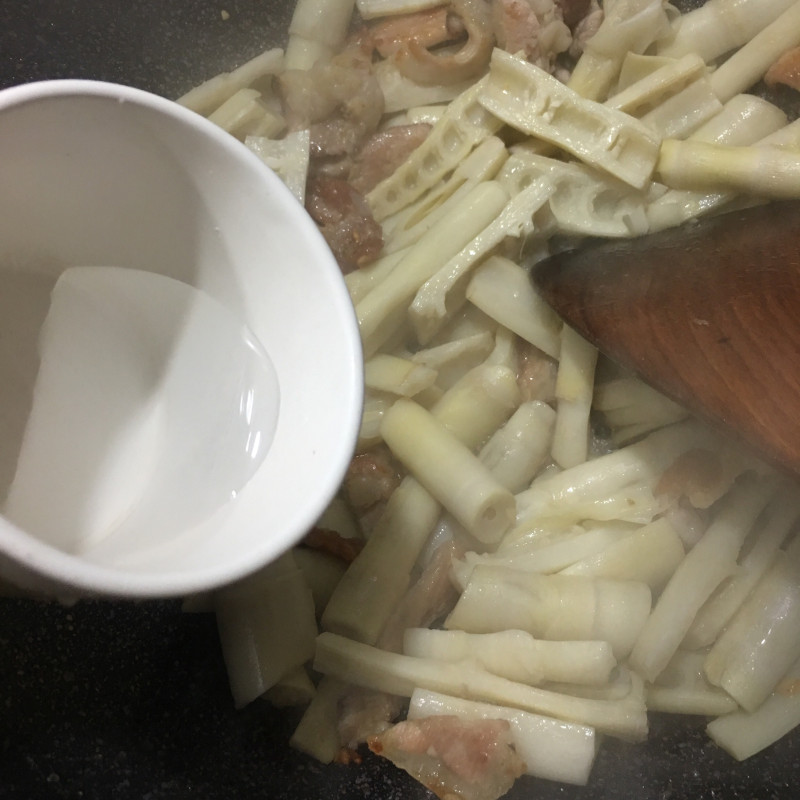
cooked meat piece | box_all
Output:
[337,687,405,749]
[368,716,525,800]
[370,7,458,60]
[655,447,734,510]
[568,0,602,59]
[302,527,364,563]
[305,176,384,272]
[492,0,572,73]
[386,0,495,86]
[377,540,463,653]
[344,447,402,512]
[557,0,592,29]
[278,45,384,162]
[349,123,432,194]
[516,340,558,404]
[765,46,800,92]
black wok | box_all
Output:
[1,1,799,798]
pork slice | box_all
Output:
[305,176,384,272]
[377,540,463,653]
[350,123,432,194]
[766,46,800,92]
[368,716,526,800]
[344,447,402,513]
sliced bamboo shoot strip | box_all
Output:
[657,138,800,199]
[628,477,777,683]
[356,180,509,356]
[480,50,661,189]
[708,1,800,103]
[314,632,649,741]
[381,398,515,543]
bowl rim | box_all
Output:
[0,78,364,598]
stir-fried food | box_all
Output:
[182,1,800,797]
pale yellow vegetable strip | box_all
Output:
[411,331,495,385]
[708,2,800,103]
[428,363,522,447]
[265,665,317,708]
[639,77,723,139]
[245,130,310,204]
[289,675,351,763]
[314,632,649,741]
[483,324,517,371]
[375,59,477,114]
[514,421,713,527]
[356,181,509,356]
[382,136,509,254]
[428,297,499,341]
[316,495,363,542]
[288,0,355,51]
[567,0,671,101]
[615,54,679,92]
[593,377,688,428]
[478,401,556,495]
[656,138,800,199]
[605,53,707,116]
[344,247,409,304]
[689,94,788,146]
[407,689,598,786]
[176,47,284,114]
[645,651,738,717]
[409,179,555,344]
[646,107,798,231]
[356,0,445,19]
[561,518,685,593]
[215,552,317,708]
[685,494,800,649]
[706,656,800,761]
[403,628,616,687]
[511,486,661,535]
[748,117,800,151]
[207,88,282,138]
[405,104,448,125]
[322,363,520,643]
[292,546,347,613]
[363,354,438,397]
[545,667,640,703]
[657,0,796,63]
[496,151,651,238]
[381,398,516,544]
[445,566,651,661]
[284,35,332,71]
[603,408,689,442]
[704,557,800,712]
[357,392,392,450]
[480,50,661,190]
[321,475,440,643]
[458,526,633,583]
[466,255,562,359]
[628,477,777,683]
[552,327,599,469]
[366,77,504,221]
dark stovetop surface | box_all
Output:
[1,1,799,798]
[4,598,800,800]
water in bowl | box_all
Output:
[0,266,280,558]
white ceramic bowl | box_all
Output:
[0,79,363,598]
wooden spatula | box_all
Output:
[532,200,800,478]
